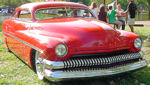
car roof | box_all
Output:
[19,1,88,11]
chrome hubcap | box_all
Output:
[35,51,44,80]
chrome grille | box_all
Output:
[63,52,142,70]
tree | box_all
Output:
[0,0,30,8]
[146,0,150,42]
[90,0,103,6]
[148,0,150,20]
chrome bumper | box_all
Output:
[43,60,147,81]
[42,51,148,81]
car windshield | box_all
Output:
[35,7,95,20]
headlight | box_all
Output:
[55,44,68,57]
[134,38,143,49]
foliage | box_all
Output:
[90,0,103,6]
[118,0,149,10]
[60,0,90,5]
[57,0,114,6]
[118,0,128,10]
[30,0,45,2]
[0,0,30,8]
[135,0,149,10]
[0,0,46,8]
[0,0,149,11]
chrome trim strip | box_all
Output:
[2,31,43,52]
[44,60,148,81]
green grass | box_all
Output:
[0,27,150,85]
[125,26,150,40]
[0,33,45,84]
[136,13,149,21]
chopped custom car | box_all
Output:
[2,2,148,81]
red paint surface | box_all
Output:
[2,2,140,68]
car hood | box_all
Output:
[32,18,130,52]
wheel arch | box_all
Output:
[30,48,36,72]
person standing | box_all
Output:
[115,4,126,30]
[98,4,107,22]
[124,0,137,32]
[107,6,122,29]
[90,2,98,19]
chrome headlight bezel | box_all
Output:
[134,38,143,49]
[55,44,68,57]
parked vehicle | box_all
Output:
[0,8,2,13]
[2,2,148,81]
[1,8,8,15]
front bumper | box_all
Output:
[44,60,147,81]
[43,51,148,81]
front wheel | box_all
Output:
[35,51,44,80]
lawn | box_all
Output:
[0,26,150,85]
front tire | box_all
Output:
[35,51,44,80]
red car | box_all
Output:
[2,2,147,81]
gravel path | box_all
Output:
[135,21,150,27]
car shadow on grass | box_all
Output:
[43,70,148,85]
[43,76,111,85]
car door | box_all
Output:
[6,9,32,63]
[4,10,20,54]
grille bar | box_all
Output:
[63,52,141,69]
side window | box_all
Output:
[35,8,60,20]
[17,10,31,21]
[35,7,95,20]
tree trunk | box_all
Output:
[8,0,11,8]
[146,0,150,42]
[149,10,150,20]
[103,0,105,6]
[116,0,118,5]
[149,0,150,20]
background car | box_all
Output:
[0,8,2,13]
[2,2,147,81]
